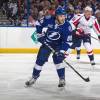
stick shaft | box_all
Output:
[44,42,90,82]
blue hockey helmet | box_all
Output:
[55,6,66,16]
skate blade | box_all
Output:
[58,86,66,91]
[24,83,33,88]
[24,84,33,88]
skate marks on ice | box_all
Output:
[0,78,100,100]
[58,56,100,74]
[0,54,100,100]
[76,61,100,65]
[0,78,35,100]
[71,61,100,72]
[24,80,100,100]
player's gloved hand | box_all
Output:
[98,35,100,41]
[75,28,84,36]
[55,50,68,61]
[37,33,45,44]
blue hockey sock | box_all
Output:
[32,68,41,79]
[57,68,65,79]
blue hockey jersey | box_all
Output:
[36,16,74,50]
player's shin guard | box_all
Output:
[57,68,65,80]
[55,64,66,87]
[77,50,80,59]
[84,43,95,65]
[87,51,95,65]
[32,68,41,79]
[76,50,81,59]
[57,68,66,87]
[76,47,81,59]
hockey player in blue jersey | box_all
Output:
[25,6,74,87]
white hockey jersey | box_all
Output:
[70,14,100,36]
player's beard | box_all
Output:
[56,15,66,24]
[56,16,65,25]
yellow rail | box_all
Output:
[0,48,100,54]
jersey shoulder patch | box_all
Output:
[65,20,73,32]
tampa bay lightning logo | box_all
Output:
[47,31,60,40]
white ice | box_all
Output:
[0,54,100,100]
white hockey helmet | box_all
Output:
[84,6,92,11]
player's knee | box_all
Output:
[36,59,46,66]
[87,50,93,55]
[53,54,63,64]
[84,42,93,52]
[55,63,65,69]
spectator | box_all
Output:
[30,5,38,20]
[48,3,56,16]
[40,0,51,8]
[95,9,100,24]
[0,0,99,26]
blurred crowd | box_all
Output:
[0,0,100,26]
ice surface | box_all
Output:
[0,54,100,100]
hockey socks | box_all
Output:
[76,50,81,59]
[88,54,95,65]
[32,68,41,79]
[57,68,65,79]
[57,68,66,87]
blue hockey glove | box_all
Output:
[55,50,67,61]
[37,33,46,44]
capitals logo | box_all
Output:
[47,31,61,41]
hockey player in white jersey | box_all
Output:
[71,6,100,65]
[71,13,82,60]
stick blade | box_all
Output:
[85,77,90,82]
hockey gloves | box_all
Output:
[37,33,46,44]
[55,50,68,61]
[75,28,84,36]
[98,35,100,41]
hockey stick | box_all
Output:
[90,35,100,43]
[44,42,90,82]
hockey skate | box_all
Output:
[58,79,66,87]
[25,77,37,87]
[90,60,95,66]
